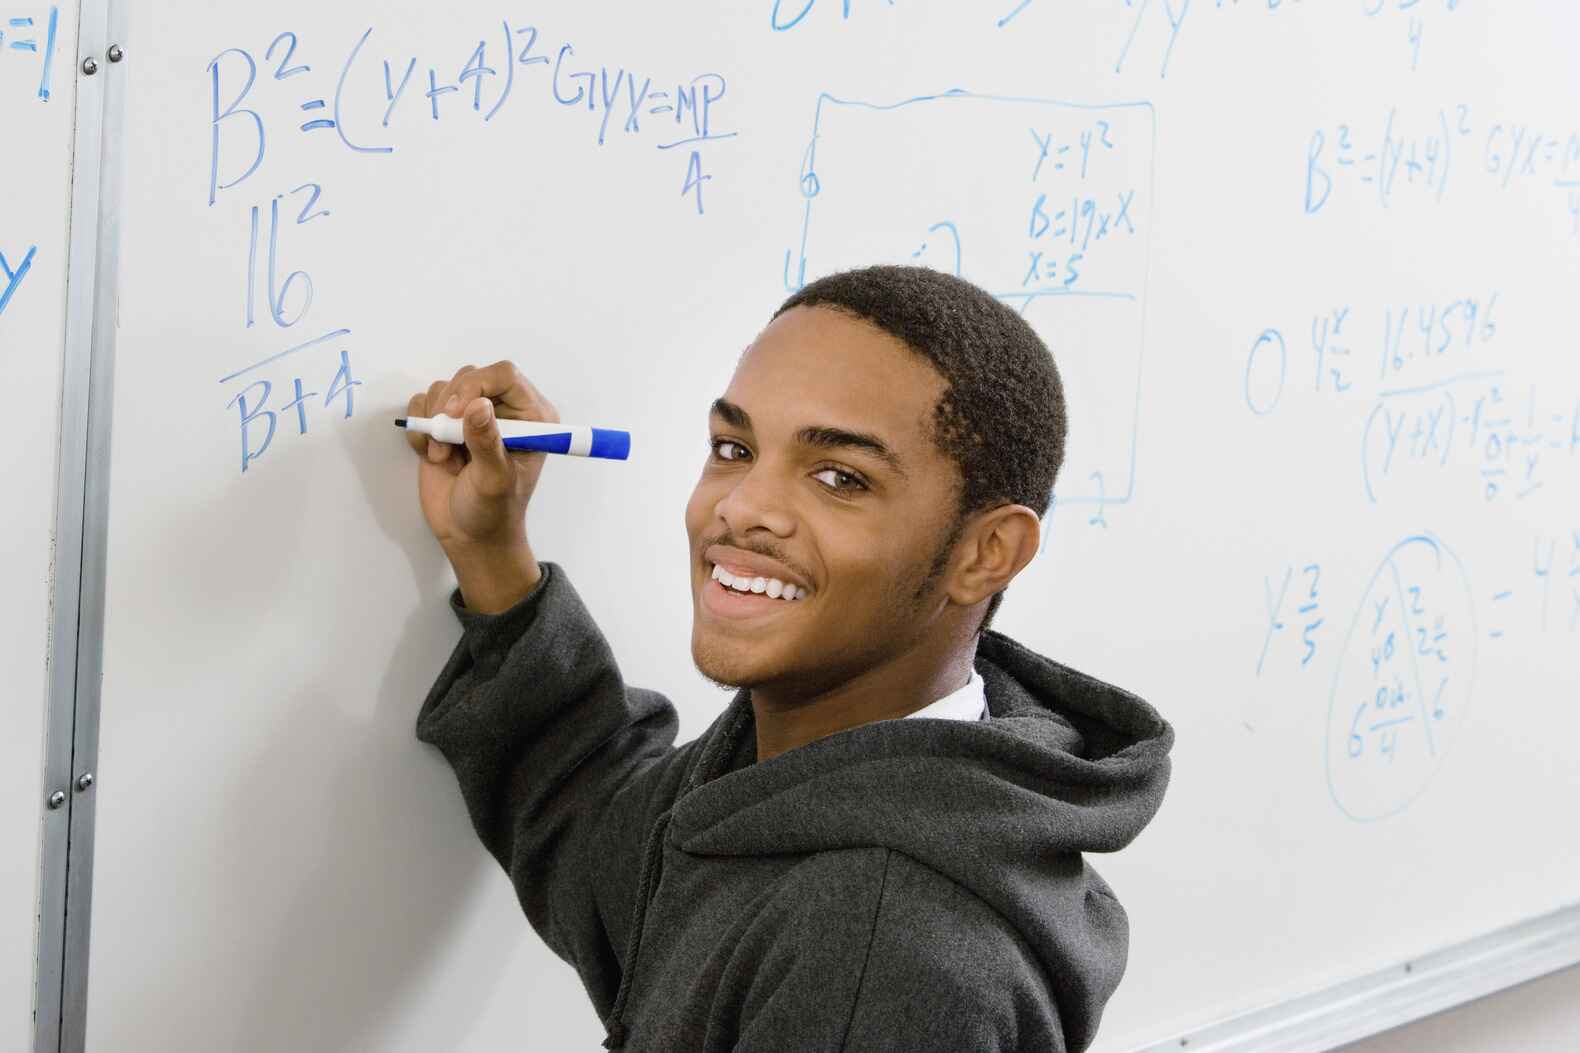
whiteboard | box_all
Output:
[85,2,1580,1050]
[0,4,76,1050]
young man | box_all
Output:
[408,265,1173,1052]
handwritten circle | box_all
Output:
[1324,533,1477,822]
[1244,329,1286,416]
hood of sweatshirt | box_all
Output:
[651,628,1175,1048]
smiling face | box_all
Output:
[685,305,969,697]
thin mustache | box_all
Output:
[701,535,812,584]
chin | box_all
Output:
[690,628,771,691]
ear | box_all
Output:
[944,504,1042,608]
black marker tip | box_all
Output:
[393,418,408,428]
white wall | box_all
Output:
[1342,967,1580,1052]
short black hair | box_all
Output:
[773,264,1067,636]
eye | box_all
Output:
[710,437,751,462]
[812,466,868,493]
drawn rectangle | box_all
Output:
[790,91,1156,510]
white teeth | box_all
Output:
[708,564,805,601]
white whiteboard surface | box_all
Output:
[0,4,76,1050]
[87,2,1580,1051]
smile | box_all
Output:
[709,562,806,601]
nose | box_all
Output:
[713,461,795,539]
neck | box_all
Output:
[750,643,976,763]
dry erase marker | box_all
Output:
[394,416,631,460]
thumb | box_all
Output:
[461,397,512,494]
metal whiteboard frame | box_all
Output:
[1131,902,1580,1052]
[34,0,118,1051]
[25,2,1580,1051]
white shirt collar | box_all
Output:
[903,670,987,722]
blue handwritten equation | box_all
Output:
[0,242,35,316]
[1256,528,1580,682]
[1257,561,1327,677]
[1326,532,1477,822]
[1358,0,1461,70]
[768,0,1038,32]
[1306,103,1580,236]
[206,22,734,213]
[767,0,1474,92]
[209,147,357,473]
[1117,0,1461,80]
[1244,295,1578,504]
[1527,531,1580,634]
[1023,120,1143,297]
[770,0,893,32]
[788,91,1153,304]
[0,6,57,100]
[207,20,735,474]
[1244,294,1500,414]
[1361,376,1578,506]
[1483,529,1580,643]
[788,90,1155,518]
[769,0,1458,74]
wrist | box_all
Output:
[444,540,542,615]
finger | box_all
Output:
[446,361,553,422]
[405,393,429,454]
[509,372,560,425]
[460,397,513,497]
[422,379,449,417]
[423,365,475,444]
[429,364,477,420]
[419,381,453,462]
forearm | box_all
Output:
[444,539,541,615]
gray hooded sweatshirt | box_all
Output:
[416,562,1173,1052]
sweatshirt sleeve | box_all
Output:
[413,560,696,1019]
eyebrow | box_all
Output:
[710,397,907,477]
